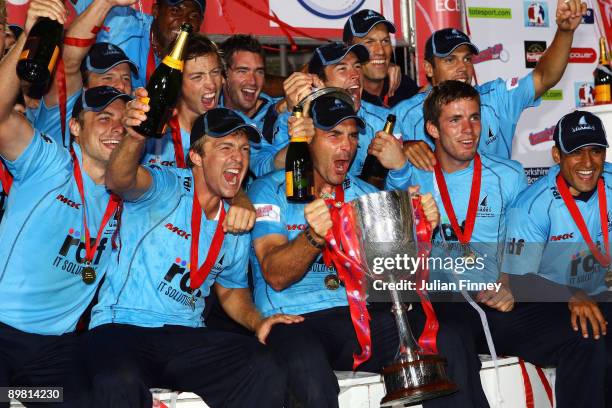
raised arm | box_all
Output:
[107,87,152,200]
[253,198,331,291]
[532,0,586,99]
[0,0,66,160]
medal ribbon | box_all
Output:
[70,148,121,266]
[411,195,439,354]
[189,185,226,290]
[321,184,372,370]
[433,153,482,244]
[169,115,186,168]
[556,175,610,267]
[0,162,12,195]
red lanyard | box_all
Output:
[146,29,157,83]
[433,153,482,244]
[169,116,186,168]
[0,162,12,195]
[69,148,121,265]
[556,175,610,267]
[189,186,227,290]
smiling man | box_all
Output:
[90,102,297,408]
[0,4,130,403]
[344,9,419,108]
[503,110,612,405]
[396,0,587,169]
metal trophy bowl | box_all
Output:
[349,190,458,407]
[295,86,355,114]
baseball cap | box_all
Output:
[308,42,370,76]
[311,96,365,131]
[71,86,132,119]
[190,108,262,146]
[343,9,396,42]
[553,110,609,154]
[7,24,23,39]
[425,28,479,60]
[163,0,206,14]
[81,42,139,77]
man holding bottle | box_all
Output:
[0,1,132,405]
[91,97,297,407]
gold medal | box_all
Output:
[463,245,476,262]
[81,265,96,284]
[189,294,196,311]
[324,274,340,290]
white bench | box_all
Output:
[9,356,556,407]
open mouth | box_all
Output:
[333,159,350,175]
[369,58,387,69]
[575,169,595,181]
[101,139,121,150]
[458,139,475,149]
[241,88,257,103]
[347,84,361,100]
[223,168,241,186]
[201,92,217,110]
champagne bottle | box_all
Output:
[595,37,612,105]
[285,105,314,202]
[135,23,192,138]
[359,114,396,189]
[16,18,63,97]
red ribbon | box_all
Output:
[556,175,610,268]
[169,116,186,168]
[63,37,96,47]
[189,186,226,290]
[411,195,439,355]
[322,198,372,370]
[433,153,482,244]
[69,148,121,265]
[535,366,554,406]
[518,358,535,408]
[56,56,68,147]
[0,162,12,195]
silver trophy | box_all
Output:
[349,190,458,406]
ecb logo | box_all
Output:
[297,0,366,19]
[524,1,549,27]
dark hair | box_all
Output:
[220,34,265,70]
[184,34,225,72]
[423,80,480,131]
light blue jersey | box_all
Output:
[75,0,153,90]
[502,163,612,296]
[142,126,190,167]
[249,171,377,316]
[0,132,117,335]
[219,92,278,176]
[26,92,80,148]
[388,154,528,285]
[90,166,249,329]
[394,73,541,158]
[261,101,411,185]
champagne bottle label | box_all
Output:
[162,56,184,71]
[290,136,307,143]
[285,171,294,197]
[19,49,29,60]
[47,46,59,72]
[595,84,611,103]
[139,97,150,105]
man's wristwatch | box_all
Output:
[304,227,325,249]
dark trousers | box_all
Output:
[266,304,488,408]
[435,301,608,408]
[0,322,89,408]
[85,323,286,408]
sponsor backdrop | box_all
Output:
[465,0,606,173]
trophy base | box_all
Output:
[380,355,458,407]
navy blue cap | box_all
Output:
[190,108,261,146]
[71,86,132,119]
[311,96,365,131]
[81,42,139,77]
[553,111,609,154]
[343,9,396,42]
[425,28,479,60]
[308,42,369,76]
[163,0,206,14]
[7,24,23,39]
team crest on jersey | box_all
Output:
[485,128,497,146]
[477,195,494,218]
[41,133,53,144]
